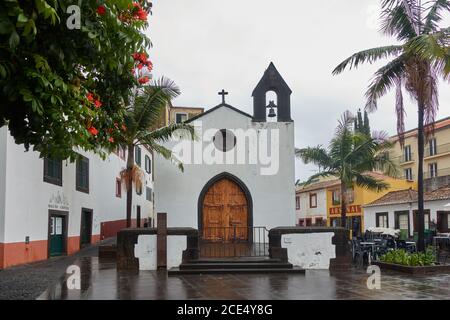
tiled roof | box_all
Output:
[390,116,450,141]
[296,179,340,193]
[426,186,450,201]
[296,171,399,194]
[365,186,450,207]
[364,189,418,207]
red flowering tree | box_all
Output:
[0,0,153,160]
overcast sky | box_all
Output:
[147,0,450,181]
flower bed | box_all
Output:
[373,247,450,274]
[372,261,450,274]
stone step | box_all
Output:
[98,245,117,259]
[186,258,282,264]
[168,267,305,275]
[179,262,293,270]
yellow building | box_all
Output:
[169,105,204,124]
[388,116,450,191]
[156,102,204,128]
[325,172,416,235]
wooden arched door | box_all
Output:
[202,178,248,242]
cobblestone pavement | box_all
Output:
[39,256,450,300]
[0,239,113,300]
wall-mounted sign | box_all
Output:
[329,205,361,215]
[48,191,70,211]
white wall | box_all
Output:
[1,129,154,244]
[364,200,450,236]
[154,106,296,230]
[134,234,186,270]
[0,127,7,243]
[296,189,327,223]
[281,233,336,269]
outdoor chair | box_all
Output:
[351,239,373,268]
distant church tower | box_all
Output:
[252,62,292,122]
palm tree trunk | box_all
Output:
[417,102,425,252]
[340,183,347,230]
[126,144,135,228]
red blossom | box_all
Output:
[86,92,94,101]
[138,76,149,84]
[146,60,153,71]
[137,9,148,21]
[96,5,106,15]
[137,63,144,70]
[88,126,99,136]
[94,100,102,109]
[109,137,114,143]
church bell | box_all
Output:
[267,100,277,118]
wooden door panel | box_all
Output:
[202,178,248,242]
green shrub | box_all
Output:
[379,246,436,266]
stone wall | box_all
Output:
[116,227,198,270]
[269,227,351,270]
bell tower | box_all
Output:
[252,62,292,122]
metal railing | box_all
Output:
[200,226,269,258]
[425,142,450,158]
[390,153,414,164]
[424,167,450,179]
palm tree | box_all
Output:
[332,0,450,251]
[296,111,397,232]
[119,77,194,228]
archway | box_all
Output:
[198,172,253,242]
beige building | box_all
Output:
[169,105,204,124]
[388,116,450,191]
[156,103,204,128]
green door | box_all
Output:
[80,209,92,248]
[49,215,65,256]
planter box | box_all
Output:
[372,261,450,275]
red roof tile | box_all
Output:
[365,186,450,207]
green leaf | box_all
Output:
[8,29,20,49]
[17,13,28,23]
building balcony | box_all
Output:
[425,143,450,159]
[424,167,450,179]
[390,153,414,165]
[400,174,415,181]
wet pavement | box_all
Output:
[0,239,113,300]
[38,256,450,300]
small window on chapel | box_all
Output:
[213,129,236,152]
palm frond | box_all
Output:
[302,170,339,186]
[405,28,450,79]
[423,0,450,33]
[354,173,390,192]
[380,0,420,39]
[138,122,196,145]
[365,55,406,112]
[119,165,143,192]
[147,141,185,172]
[135,78,179,126]
[332,46,403,75]
[335,110,355,136]
[296,146,333,169]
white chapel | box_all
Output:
[154,63,296,238]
